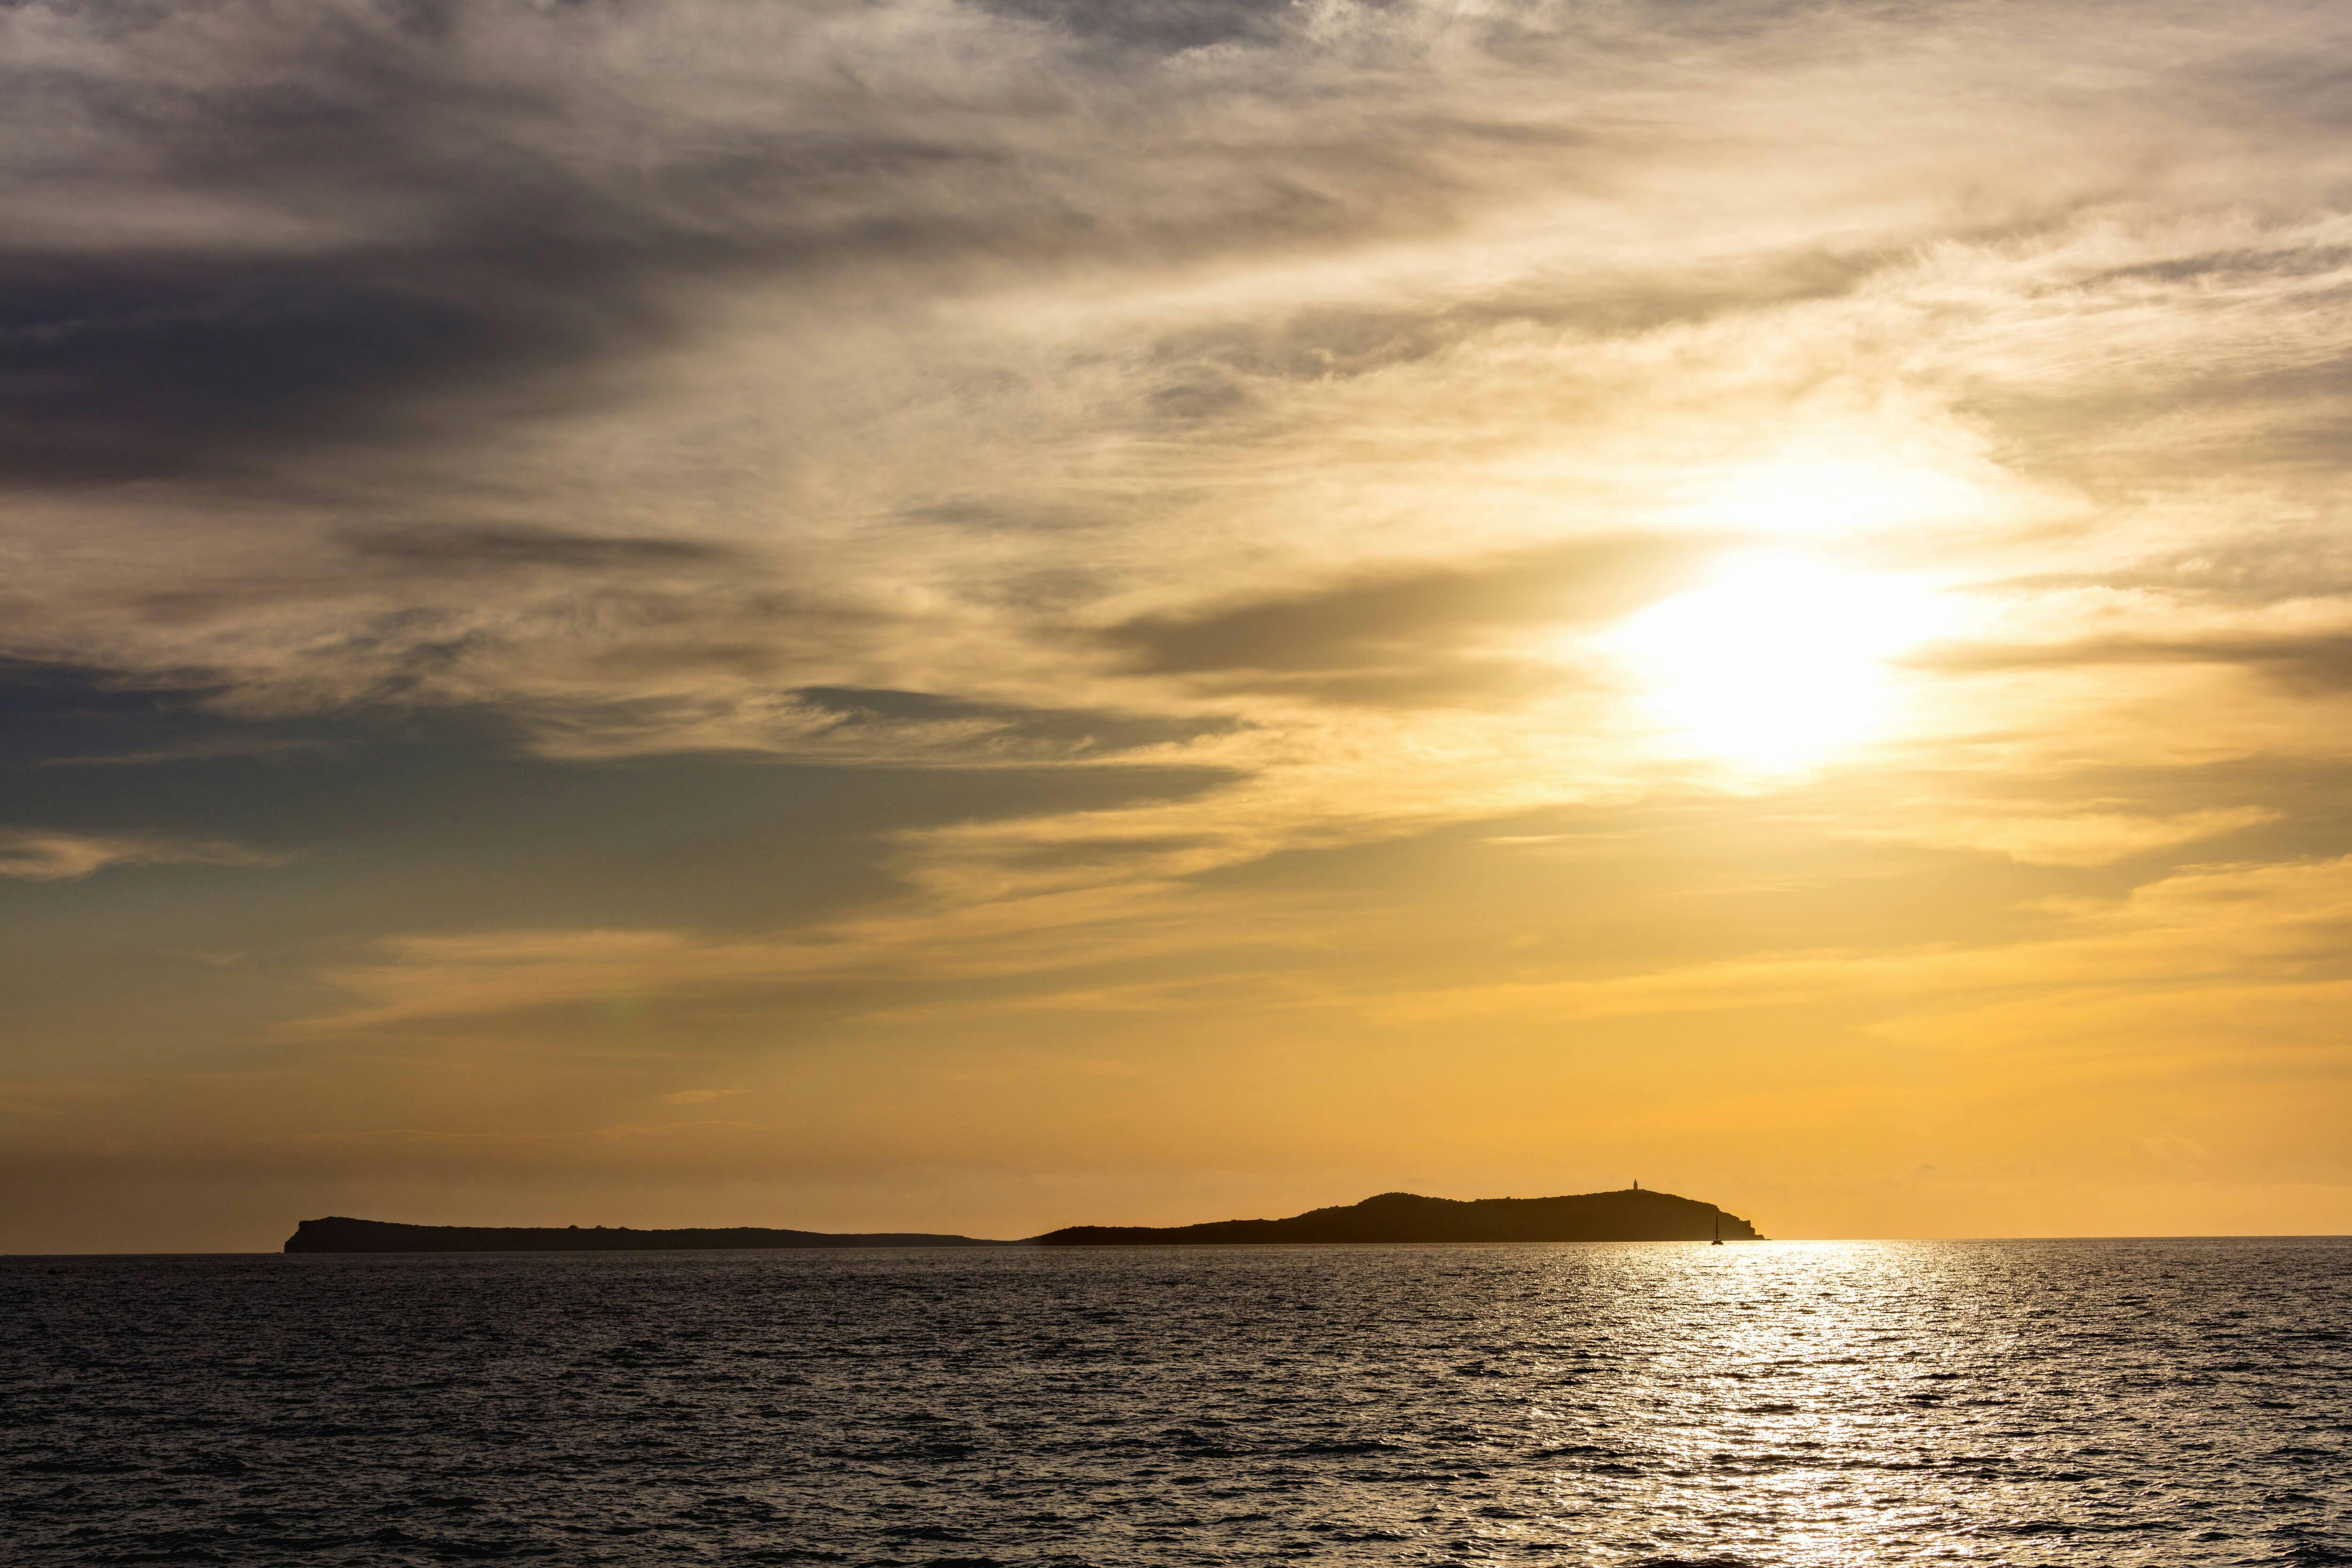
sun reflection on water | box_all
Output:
[1486,1240,2153,1566]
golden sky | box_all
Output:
[4,0,2349,1249]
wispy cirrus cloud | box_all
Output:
[7,0,2349,754]
[0,828,282,882]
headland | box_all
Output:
[1035,1188,1761,1245]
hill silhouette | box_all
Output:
[282,1217,1006,1252]
[1034,1188,1761,1245]
[283,1189,1763,1251]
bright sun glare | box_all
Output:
[1610,555,1945,771]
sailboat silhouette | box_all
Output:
[1711,1215,1723,1246]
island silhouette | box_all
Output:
[284,1188,1762,1251]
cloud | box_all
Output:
[785,686,1237,758]
[0,0,1507,487]
[984,0,1295,54]
[37,736,347,768]
[1852,807,2282,868]
[1103,536,1700,706]
[0,828,281,881]
[0,0,1111,482]
[5,0,2349,762]
[1919,632,2352,694]
[509,685,1245,763]
[341,525,744,575]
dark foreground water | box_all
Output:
[3,1240,2347,1567]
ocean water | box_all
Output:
[3,1239,2347,1566]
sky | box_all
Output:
[5,0,2351,1251]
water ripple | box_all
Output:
[3,1239,2346,1565]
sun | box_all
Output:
[1607,555,1945,771]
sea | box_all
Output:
[3,1238,2346,1566]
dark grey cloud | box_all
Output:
[1104,536,1700,706]
[0,0,1564,497]
[0,256,643,484]
[0,656,1236,942]
[30,547,890,718]
[0,0,1986,501]
[39,736,349,769]
[12,0,2347,506]
[0,648,1226,799]
[342,524,744,573]
[0,5,1057,486]
[984,0,1298,54]
[0,655,242,771]
[792,686,1237,757]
